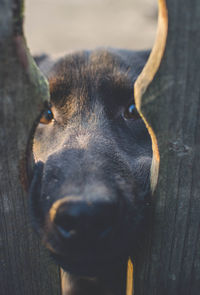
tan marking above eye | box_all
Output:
[40,109,54,124]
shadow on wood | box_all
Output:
[0,0,61,294]
[134,0,200,294]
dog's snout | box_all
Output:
[50,198,117,241]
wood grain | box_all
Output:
[134,0,200,294]
[0,0,61,294]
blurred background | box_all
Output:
[24,0,157,56]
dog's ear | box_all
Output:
[34,54,57,76]
[34,54,49,66]
[113,49,150,79]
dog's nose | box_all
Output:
[50,198,117,241]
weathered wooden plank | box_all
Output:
[134,0,200,294]
[0,0,61,294]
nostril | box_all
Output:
[51,199,118,241]
[56,226,76,239]
[93,213,114,239]
[54,208,79,239]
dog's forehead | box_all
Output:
[49,50,134,110]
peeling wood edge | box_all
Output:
[126,258,134,295]
[16,39,50,191]
[134,0,168,193]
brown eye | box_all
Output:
[40,109,54,124]
[124,103,140,120]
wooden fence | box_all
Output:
[134,0,200,294]
[0,0,61,294]
[0,0,200,294]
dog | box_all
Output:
[29,48,152,294]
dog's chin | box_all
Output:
[50,251,128,277]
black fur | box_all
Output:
[30,48,152,281]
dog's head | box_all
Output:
[29,49,152,276]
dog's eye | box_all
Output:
[124,103,140,120]
[40,109,54,124]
